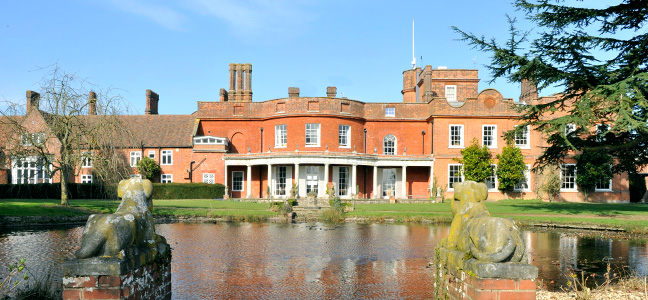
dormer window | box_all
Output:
[445,85,457,101]
[193,136,227,145]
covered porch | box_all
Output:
[224,152,434,200]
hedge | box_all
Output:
[152,183,226,199]
[0,182,226,200]
[0,183,111,199]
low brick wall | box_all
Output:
[434,247,537,300]
[62,251,171,300]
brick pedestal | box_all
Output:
[62,251,171,300]
[434,248,537,300]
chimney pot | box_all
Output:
[326,86,337,98]
[288,87,300,98]
[219,88,229,102]
[145,89,159,115]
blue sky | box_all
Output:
[1,0,536,115]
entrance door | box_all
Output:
[382,168,396,198]
[306,166,319,194]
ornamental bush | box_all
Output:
[455,138,493,182]
[496,143,526,191]
[136,157,160,181]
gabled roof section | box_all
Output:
[113,115,196,148]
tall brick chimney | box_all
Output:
[520,79,538,104]
[327,86,337,98]
[26,90,40,113]
[227,63,253,102]
[288,87,300,98]
[88,91,97,115]
[145,89,159,115]
[219,88,228,102]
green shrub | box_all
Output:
[152,183,225,199]
[0,183,111,199]
[136,157,160,180]
[322,208,344,223]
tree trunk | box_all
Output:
[60,171,69,206]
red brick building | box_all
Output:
[1,63,630,202]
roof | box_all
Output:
[112,114,196,148]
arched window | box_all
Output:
[383,134,396,155]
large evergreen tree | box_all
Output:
[453,0,648,174]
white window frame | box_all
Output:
[81,174,93,184]
[560,164,577,191]
[232,171,244,192]
[565,123,576,136]
[203,173,215,184]
[130,151,141,167]
[11,156,52,184]
[148,150,156,159]
[81,152,92,168]
[514,164,531,192]
[596,124,609,143]
[445,85,457,101]
[383,134,397,155]
[161,150,173,166]
[514,125,530,149]
[306,166,319,194]
[275,125,287,148]
[449,125,464,148]
[385,107,395,117]
[448,164,464,191]
[339,125,351,148]
[482,125,497,148]
[305,123,320,147]
[595,165,613,192]
[161,174,173,183]
[485,164,498,191]
[275,166,288,196]
[21,133,45,147]
[338,167,349,196]
[193,136,227,145]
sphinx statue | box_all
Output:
[75,177,169,260]
[439,181,527,263]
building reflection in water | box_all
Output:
[1,223,647,297]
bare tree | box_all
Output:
[0,65,133,205]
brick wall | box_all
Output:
[63,257,171,300]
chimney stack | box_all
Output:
[145,89,159,115]
[326,86,337,98]
[520,79,538,104]
[219,88,229,102]
[288,87,300,98]
[227,63,253,102]
[88,91,97,115]
[26,90,40,113]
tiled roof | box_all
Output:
[111,114,196,148]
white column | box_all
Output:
[294,163,300,198]
[429,165,434,198]
[351,164,357,197]
[224,162,228,191]
[246,165,252,198]
[373,166,378,199]
[401,165,407,199]
[267,164,273,198]
[323,163,330,198]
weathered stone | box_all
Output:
[438,181,527,263]
[75,178,169,263]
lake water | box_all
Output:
[1,222,647,299]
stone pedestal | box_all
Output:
[434,248,537,300]
[62,251,171,300]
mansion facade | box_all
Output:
[0,63,630,202]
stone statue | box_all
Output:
[75,177,169,260]
[439,181,526,263]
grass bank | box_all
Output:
[1,199,647,233]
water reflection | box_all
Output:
[0,223,647,298]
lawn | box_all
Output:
[1,198,647,232]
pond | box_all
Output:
[1,222,647,299]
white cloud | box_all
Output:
[184,0,315,38]
[107,0,188,31]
